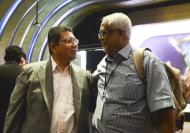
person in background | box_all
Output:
[0,45,26,133]
[3,26,92,133]
[20,51,27,66]
[92,12,176,133]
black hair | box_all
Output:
[4,45,24,63]
[48,25,72,55]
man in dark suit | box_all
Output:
[4,26,92,133]
[0,45,26,133]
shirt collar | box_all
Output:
[110,43,132,62]
[51,57,70,72]
[51,57,57,72]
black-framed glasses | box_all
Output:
[98,29,120,37]
[58,37,79,45]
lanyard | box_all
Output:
[104,61,121,90]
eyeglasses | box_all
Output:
[58,37,79,45]
[98,29,120,37]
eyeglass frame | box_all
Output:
[98,29,121,38]
[58,37,79,45]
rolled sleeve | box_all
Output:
[144,51,175,112]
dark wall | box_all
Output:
[86,50,105,73]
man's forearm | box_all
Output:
[158,108,176,133]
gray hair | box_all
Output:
[102,12,132,39]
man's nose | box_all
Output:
[72,42,78,48]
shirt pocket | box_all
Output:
[121,73,146,100]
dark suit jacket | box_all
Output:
[3,59,92,133]
[0,61,23,132]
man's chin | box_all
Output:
[71,54,77,60]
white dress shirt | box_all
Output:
[50,58,76,133]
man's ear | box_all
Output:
[19,57,27,66]
[50,43,57,53]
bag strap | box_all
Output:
[133,48,155,133]
[133,48,151,80]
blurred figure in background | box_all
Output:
[20,51,27,66]
[0,45,26,132]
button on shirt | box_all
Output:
[50,58,76,133]
[92,44,175,133]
